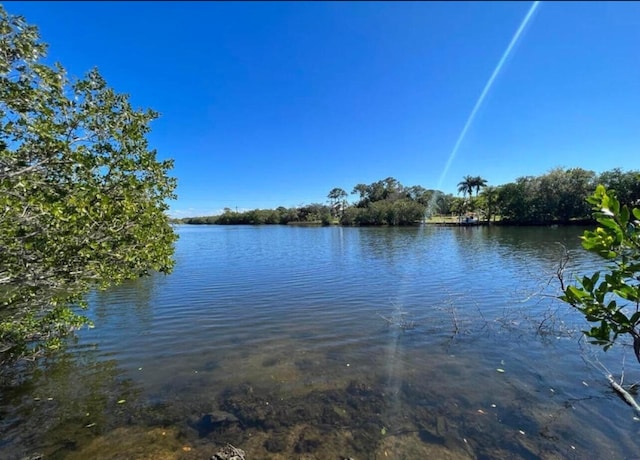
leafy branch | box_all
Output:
[560,184,640,359]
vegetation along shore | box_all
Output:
[177,168,640,227]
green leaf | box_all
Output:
[620,206,630,227]
[614,285,639,302]
[567,285,589,299]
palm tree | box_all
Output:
[457,175,474,199]
[472,176,488,197]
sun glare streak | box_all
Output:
[429,1,541,213]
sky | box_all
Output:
[5,1,640,217]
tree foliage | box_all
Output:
[341,199,424,226]
[497,168,597,224]
[479,186,498,223]
[350,177,406,208]
[327,187,347,218]
[0,6,177,359]
[339,177,428,225]
[182,204,333,226]
[597,168,640,208]
[560,185,640,359]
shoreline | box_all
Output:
[175,219,594,228]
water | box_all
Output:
[2,225,640,459]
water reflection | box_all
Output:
[90,274,160,329]
[0,345,144,459]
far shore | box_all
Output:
[174,218,594,228]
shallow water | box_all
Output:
[2,224,640,459]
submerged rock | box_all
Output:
[21,455,44,460]
[211,443,246,460]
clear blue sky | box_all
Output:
[6,1,640,217]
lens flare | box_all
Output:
[426,1,541,218]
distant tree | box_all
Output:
[472,176,488,197]
[497,168,596,224]
[368,180,386,202]
[339,206,359,226]
[327,187,348,218]
[450,197,466,216]
[298,203,331,223]
[436,193,452,215]
[497,179,530,223]
[598,168,640,208]
[340,199,424,226]
[557,168,596,221]
[457,175,474,199]
[351,178,406,207]
[382,176,403,200]
[352,183,369,207]
[406,185,428,204]
[480,186,499,223]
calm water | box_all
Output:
[2,225,640,459]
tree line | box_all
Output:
[178,168,640,226]
[179,204,333,226]
[497,167,640,224]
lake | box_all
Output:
[2,224,639,459]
